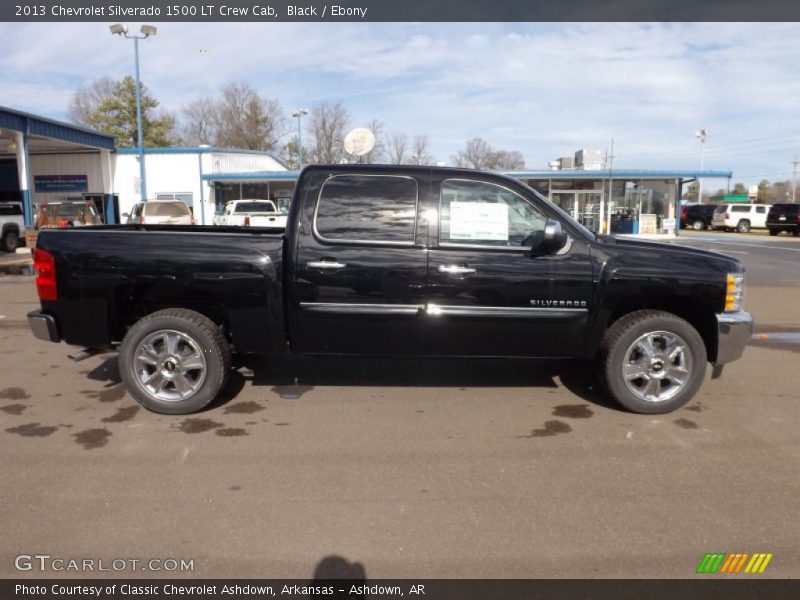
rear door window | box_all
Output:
[731,206,749,213]
[315,175,418,244]
[145,202,190,217]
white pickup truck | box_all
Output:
[0,202,24,252]
[213,199,288,228]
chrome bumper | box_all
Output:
[715,310,753,365]
[27,310,60,343]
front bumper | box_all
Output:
[715,310,753,365]
[28,310,60,343]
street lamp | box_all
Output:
[695,128,707,203]
[111,23,157,202]
[292,108,308,169]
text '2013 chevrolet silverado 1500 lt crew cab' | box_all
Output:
[27,165,753,415]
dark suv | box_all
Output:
[682,203,718,230]
[767,203,800,236]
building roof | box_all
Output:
[0,105,116,151]
[116,146,281,157]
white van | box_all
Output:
[711,203,771,233]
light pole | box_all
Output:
[695,128,707,203]
[111,23,157,202]
[292,108,308,169]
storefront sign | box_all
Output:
[639,214,658,234]
[34,174,88,192]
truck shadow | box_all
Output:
[236,355,617,410]
[82,354,618,412]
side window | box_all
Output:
[315,175,418,244]
[756,206,766,214]
[439,179,548,248]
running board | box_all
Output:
[68,348,100,362]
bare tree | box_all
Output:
[181,97,218,145]
[408,134,433,165]
[213,82,285,151]
[308,101,351,164]
[386,131,408,164]
[68,77,116,128]
[362,118,386,164]
[487,149,525,170]
[452,137,524,170]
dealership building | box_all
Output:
[1,106,732,235]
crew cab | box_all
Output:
[27,165,753,415]
[213,199,287,228]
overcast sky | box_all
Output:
[1,22,799,187]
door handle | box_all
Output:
[307,260,347,270]
[438,265,476,275]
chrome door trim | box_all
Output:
[300,302,425,315]
[425,304,588,318]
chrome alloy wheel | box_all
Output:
[133,329,207,402]
[621,331,693,403]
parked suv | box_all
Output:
[766,203,800,236]
[681,203,718,230]
[0,201,24,252]
[711,203,770,233]
[127,200,195,225]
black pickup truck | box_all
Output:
[28,165,753,415]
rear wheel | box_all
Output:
[599,310,707,414]
[793,229,800,237]
[736,220,751,233]
[119,308,231,414]
[1,229,18,252]
[768,228,779,236]
[692,219,705,230]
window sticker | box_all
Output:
[449,201,509,241]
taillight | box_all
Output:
[191,216,196,225]
[57,218,69,228]
[244,215,251,226]
[33,248,57,301]
[725,213,730,219]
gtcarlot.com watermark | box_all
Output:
[15,554,194,573]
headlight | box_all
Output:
[725,273,745,312]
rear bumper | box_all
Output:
[27,310,61,343]
[715,310,753,365]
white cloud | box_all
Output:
[1,22,799,184]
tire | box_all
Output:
[736,220,751,233]
[692,219,705,230]
[2,229,18,252]
[793,229,800,237]
[118,308,231,414]
[768,228,779,236]
[599,310,707,414]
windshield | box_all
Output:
[48,203,97,217]
[145,202,190,217]
[235,202,276,213]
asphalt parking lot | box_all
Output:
[1,232,799,579]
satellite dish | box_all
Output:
[344,128,376,157]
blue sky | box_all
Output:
[1,22,799,186]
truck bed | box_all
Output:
[34,225,286,353]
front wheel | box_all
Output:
[599,310,707,414]
[119,308,231,414]
[736,220,751,233]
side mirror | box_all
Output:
[542,219,568,253]
[121,212,130,218]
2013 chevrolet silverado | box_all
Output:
[27,165,753,415]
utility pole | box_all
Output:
[605,138,614,234]
[792,156,799,202]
